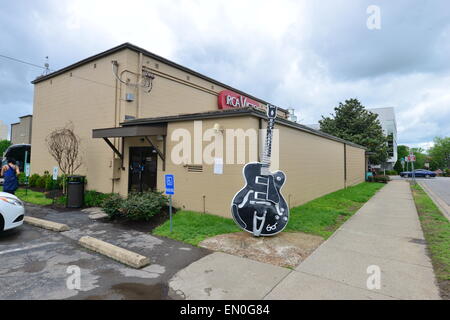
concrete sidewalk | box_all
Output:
[169,180,441,300]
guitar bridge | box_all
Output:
[254,192,267,201]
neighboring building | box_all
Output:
[30,43,366,217]
[0,120,8,140]
[367,107,397,170]
[10,115,33,145]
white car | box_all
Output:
[0,192,25,231]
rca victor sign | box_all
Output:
[218,90,262,110]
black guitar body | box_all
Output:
[231,162,289,236]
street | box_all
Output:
[0,204,210,300]
[392,176,450,220]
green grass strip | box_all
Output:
[154,182,384,245]
[285,182,384,238]
[153,210,241,246]
[6,188,53,206]
[411,184,450,290]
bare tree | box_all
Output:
[46,123,82,177]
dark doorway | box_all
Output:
[128,147,158,192]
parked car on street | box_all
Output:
[0,191,25,231]
[399,169,436,178]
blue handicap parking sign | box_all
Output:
[165,174,174,195]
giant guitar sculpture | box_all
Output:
[231,104,289,236]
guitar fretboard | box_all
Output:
[261,117,275,168]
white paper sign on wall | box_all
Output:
[214,158,223,175]
[52,167,59,180]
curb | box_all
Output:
[24,216,70,232]
[79,236,151,269]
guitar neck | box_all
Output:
[261,118,275,167]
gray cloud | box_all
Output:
[0,0,449,149]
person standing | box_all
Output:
[1,158,20,195]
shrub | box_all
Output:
[36,175,47,189]
[119,192,168,221]
[385,170,397,175]
[18,172,27,185]
[84,190,112,207]
[44,174,55,190]
[373,175,390,183]
[444,168,450,177]
[101,191,168,221]
[29,174,40,187]
[101,194,123,218]
[56,175,66,190]
[56,195,67,205]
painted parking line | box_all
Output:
[0,242,58,256]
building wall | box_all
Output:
[0,120,8,141]
[30,47,268,193]
[277,123,346,208]
[368,107,397,166]
[346,145,366,186]
[11,116,32,144]
[30,50,129,192]
[31,46,367,218]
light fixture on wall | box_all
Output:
[213,123,223,133]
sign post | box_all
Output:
[52,167,58,205]
[24,151,29,196]
[409,153,416,183]
[165,174,174,233]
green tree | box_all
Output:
[394,145,409,172]
[428,136,450,169]
[319,98,388,164]
[0,139,11,156]
[409,147,427,169]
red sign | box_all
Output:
[218,90,261,110]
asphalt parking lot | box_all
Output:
[0,204,210,300]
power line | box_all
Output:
[0,53,48,70]
[0,52,174,116]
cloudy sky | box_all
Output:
[0,0,449,149]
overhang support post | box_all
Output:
[103,137,123,161]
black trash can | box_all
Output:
[66,175,85,208]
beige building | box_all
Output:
[30,43,366,217]
[11,115,33,145]
[0,120,8,140]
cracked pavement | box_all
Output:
[0,204,210,300]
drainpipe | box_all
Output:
[137,52,143,118]
[344,144,347,188]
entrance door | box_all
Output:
[128,147,157,192]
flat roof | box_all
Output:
[31,42,288,114]
[121,107,366,150]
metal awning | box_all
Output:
[92,124,166,138]
[92,124,167,171]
